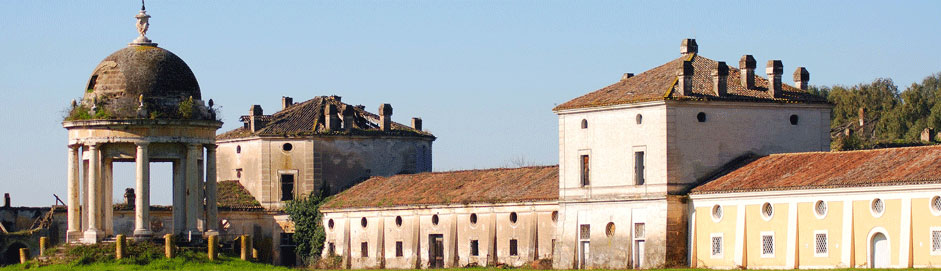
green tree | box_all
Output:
[284,188,328,265]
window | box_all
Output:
[932,229,941,255]
[328,242,335,256]
[711,235,723,258]
[395,241,403,257]
[636,114,643,124]
[761,203,774,220]
[932,196,941,215]
[282,143,293,152]
[236,168,242,178]
[580,155,590,187]
[361,242,368,258]
[509,212,518,224]
[509,239,518,256]
[815,200,828,218]
[872,198,885,217]
[432,214,439,225]
[470,240,480,256]
[579,224,591,240]
[581,119,588,129]
[790,114,799,125]
[86,75,99,92]
[361,217,368,228]
[697,112,707,122]
[551,211,558,222]
[605,222,615,237]
[395,216,403,227]
[236,145,241,154]
[634,151,645,185]
[712,205,723,221]
[328,219,334,229]
[470,213,478,225]
[761,233,775,257]
[280,174,295,201]
[815,232,828,256]
[634,223,645,239]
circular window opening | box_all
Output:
[815,200,828,218]
[712,205,723,221]
[328,219,335,229]
[636,114,643,124]
[932,196,941,216]
[236,145,241,154]
[872,198,885,216]
[470,213,478,225]
[282,143,293,152]
[432,214,439,225]
[761,202,774,220]
[360,217,367,228]
[790,114,799,125]
[605,222,616,237]
[395,216,403,227]
[697,112,707,122]
[581,119,588,129]
[551,211,559,222]
[509,212,518,224]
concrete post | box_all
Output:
[241,235,251,260]
[83,144,102,243]
[67,145,81,240]
[134,143,153,238]
[205,145,219,234]
[208,235,218,261]
[39,237,48,256]
[185,144,201,238]
[19,248,28,264]
[165,234,175,258]
[116,234,126,259]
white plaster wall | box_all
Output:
[553,199,668,269]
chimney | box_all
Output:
[411,117,422,131]
[621,73,634,81]
[341,105,355,132]
[676,60,694,96]
[859,107,867,127]
[282,96,294,110]
[379,103,393,132]
[793,67,810,90]
[325,104,340,131]
[249,105,266,132]
[766,60,783,98]
[124,188,136,206]
[712,61,729,96]
[3,193,9,208]
[739,55,756,89]
[681,38,698,55]
[328,95,342,102]
[921,128,935,143]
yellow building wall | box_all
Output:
[745,203,788,267]
[912,197,941,267]
[853,198,901,267]
[797,201,843,267]
[695,205,737,268]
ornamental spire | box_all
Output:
[130,0,157,46]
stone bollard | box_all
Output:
[116,234,126,259]
[164,234,175,258]
[19,248,28,264]
[240,235,251,261]
[252,248,259,260]
[39,237,48,257]
[207,235,218,261]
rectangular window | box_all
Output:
[711,235,723,258]
[634,151,645,185]
[815,232,828,256]
[470,240,479,256]
[280,174,295,201]
[328,242,335,256]
[396,241,403,257]
[932,229,941,254]
[361,242,368,258]
[580,224,591,240]
[761,233,775,257]
[509,239,518,256]
[580,155,590,186]
[634,223,645,239]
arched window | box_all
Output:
[697,112,707,122]
[581,119,588,129]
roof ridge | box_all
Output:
[767,144,941,157]
[402,165,559,177]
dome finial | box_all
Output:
[130,0,157,46]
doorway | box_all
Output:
[578,241,590,269]
[634,240,645,268]
[429,234,444,268]
[870,232,889,268]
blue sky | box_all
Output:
[1,1,939,206]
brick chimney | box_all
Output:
[325,103,340,131]
[793,67,810,90]
[739,55,756,89]
[249,105,267,132]
[766,60,783,98]
[341,105,355,132]
[124,188,136,206]
[681,38,698,56]
[712,61,729,96]
[3,193,9,208]
[282,96,294,110]
[859,107,867,127]
[379,103,393,132]
[411,117,422,131]
[676,60,694,96]
[921,128,935,143]
[621,73,634,81]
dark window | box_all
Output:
[636,114,643,124]
[361,217,368,228]
[470,213,478,224]
[236,168,242,178]
[282,143,293,151]
[236,145,241,154]
[509,239,518,256]
[580,155,590,186]
[509,212,518,224]
[432,214,439,225]
[280,174,295,201]
[634,151,645,185]
[280,233,295,246]
[470,240,480,256]
[552,211,558,222]
[790,114,799,125]
[328,219,334,229]
[361,242,368,258]
[396,241,404,257]
[697,112,707,122]
[395,216,403,227]
[581,119,588,129]
[86,75,98,92]
[328,242,336,256]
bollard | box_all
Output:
[240,235,250,261]
[207,235,218,261]
[164,234,175,258]
[116,234,126,259]
[39,237,48,257]
[252,248,259,260]
[19,248,28,264]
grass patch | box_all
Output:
[0,256,292,271]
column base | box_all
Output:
[204,230,219,236]
[133,229,154,239]
[82,228,103,244]
[67,230,83,243]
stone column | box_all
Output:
[134,142,153,238]
[172,158,186,234]
[103,159,114,235]
[185,143,201,237]
[205,144,219,234]
[67,144,81,240]
[83,144,102,243]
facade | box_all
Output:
[215,95,435,209]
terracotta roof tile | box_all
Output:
[553,54,829,111]
[691,145,941,194]
[322,166,559,209]
[216,180,264,210]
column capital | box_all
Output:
[204,144,218,150]
[135,142,151,147]
[87,143,100,150]
[186,143,201,150]
[68,144,82,150]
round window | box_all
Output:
[636,114,643,124]
[581,119,588,129]
[432,214,439,225]
[360,217,367,228]
[282,143,293,152]
[509,212,518,224]
[814,200,828,218]
[395,216,403,227]
[790,114,799,125]
[871,198,885,217]
[236,145,241,154]
[712,205,723,221]
[328,219,335,229]
[551,211,559,222]
[470,213,478,225]
[761,202,774,220]
[932,196,941,216]
[605,222,616,237]
[697,112,707,122]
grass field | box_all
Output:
[0,255,294,271]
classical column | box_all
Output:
[103,159,114,235]
[185,143,201,237]
[205,144,219,234]
[134,142,153,238]
[67,144,81,240]
[172,158,186,234]
[83,144,102,243]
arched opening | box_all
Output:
[1,242,28,265]
[870,232,889,268]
